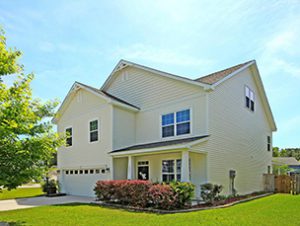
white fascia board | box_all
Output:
[110,144,187,157]
[211,61,256,88]
[186,136,209,147]
[109,99,140,112]
[110,137,209,157]
[51,82,79,124]
[251,63,277,131]
[101,59,212,91]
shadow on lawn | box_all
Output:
[52,203,163,215]
[0,221,26,226]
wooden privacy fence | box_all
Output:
[263,174,300,194]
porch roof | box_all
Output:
[111,135,209,154]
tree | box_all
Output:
[0,28,63,190]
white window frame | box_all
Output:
[65,126,73,148]
[245,85,255,112]
[88,118,99,143]
[160,108,192,139]
[267,135,272,152]
[136,160,150,180]
[161,159,182,182]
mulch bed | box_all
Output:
[92,192,273,214]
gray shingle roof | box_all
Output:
[76,82,140,109]
[195,60,254,85]
[272,157,300,166]
[111,135,209,153]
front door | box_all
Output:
[137,161,149,180]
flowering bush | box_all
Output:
[148,184,176,209]
[94,180,151,207]
[94,180,195,209]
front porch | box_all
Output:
[112,149,207,198]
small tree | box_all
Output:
[200,183,223,204]
[0,27,64,190]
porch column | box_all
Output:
[127,156,135,180]
[181,150,190,182]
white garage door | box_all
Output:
[62,169,110,197]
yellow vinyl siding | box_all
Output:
[196,67,272,194]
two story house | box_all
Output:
[53,59,276,197]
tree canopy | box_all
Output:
[0,28,63,190]
[273,147,300,161]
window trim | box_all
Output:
[88,118,99,143]
[245,85,255,112]
[136,160,150,180]
[161,158,183,182]
[65,126,73,148]
[160,108,192,139]
[267,135,272,152]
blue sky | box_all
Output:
[0,0,299,148]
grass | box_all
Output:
[0,187,43,200]
[0,194,299,226]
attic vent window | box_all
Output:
[245,86,255,112]
[121,71,128,81]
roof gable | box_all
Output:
[101,59,211,91]
[52,82,139,124]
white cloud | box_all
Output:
[112,43,213,68]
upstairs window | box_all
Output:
[245,86,255,112]
[176,109,190,135]
[267,136,271,151]
[65,127,72,147]
[162,109,190,138]
[162,113,175,137]
[89,120,99,142]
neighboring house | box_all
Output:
[53,59,276,197]
[272,157,300,174]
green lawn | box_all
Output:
[0,194,299,226]
[0,187,43,200]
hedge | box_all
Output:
[94,180,195,209]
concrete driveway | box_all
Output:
[0,195,95,211]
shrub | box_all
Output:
[169,181,195,208]
[94,180,151,207]
[94,180,195,209]
[148,184,176,210]
[41,179,57,194]
[200,183,223,204]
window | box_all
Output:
[245,86,255,111]
[268,165,271,174]
[162,113,174,137]
[90,169,94,174]
[162,159,183,182]
[101,169,106,174]
[70,170,73,175]
[162,160,175,182]
[161,109,190,138]
[84,169,88,174]
[267,136,271,151]
[65,170,69,175]
[74,170,78,174]
[176,110,190,135]
[89,120,99,142]
[176,159,181,182]
[79,170,83,174]
[95,169,100,174]
[65,127,72,147]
